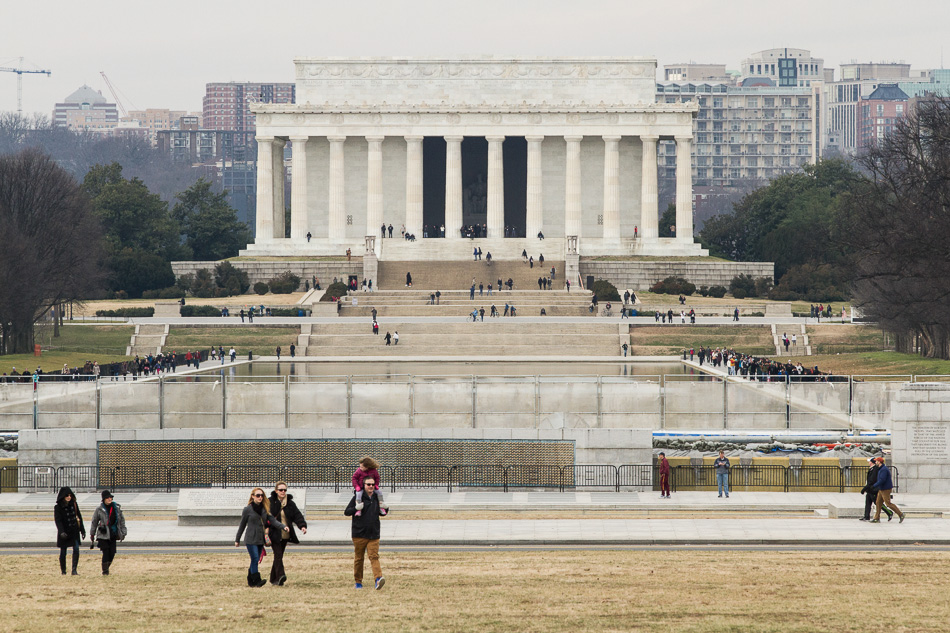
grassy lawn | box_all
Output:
[164,327,300,356]
[775,351,950,377]
[806,324,888,354]
[1,550,946,632]
[631,325,775,356]
[1,325,134,375]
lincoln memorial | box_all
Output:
[241,57,708,261]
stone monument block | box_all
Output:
[177,487,307,526]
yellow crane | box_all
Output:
[0,57,52,114]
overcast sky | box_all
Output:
[2,0,947,115]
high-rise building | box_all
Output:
[740,48,825,88]
[857,84,909,150]
[53,85,118,133]
[663,63,731,82]
[202,82,295,132]
[122,108,196,145]
[823,64,914,154]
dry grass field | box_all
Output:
[2,550,946,632]
[631,325,775,356]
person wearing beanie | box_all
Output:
[235,487,289,587]
[89,490,127,575]
[54,487,86,575]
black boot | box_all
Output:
[252,572,267,587]
[72,551,79,575]
[247,572,255,587]
[60,554,67,575]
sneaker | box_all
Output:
[859,518,869,522]
[355,582,363,589]
[725,495,729,498]
[899,514,905,523]
[375,577,385,590]
[718,494,722,498]
[887,513,893,522]
[870,519,880,523]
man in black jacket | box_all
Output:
[344,477,387,590]
[860,458,893,521]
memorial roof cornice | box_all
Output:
[251,102,698,115]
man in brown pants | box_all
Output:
[344,476,387,589]
[871,457,905,523]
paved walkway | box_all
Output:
[5,490,948,546]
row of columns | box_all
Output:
[256,134,694,243]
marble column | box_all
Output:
[486,135,505,238]
[289,136,309,240]
[405,136,424,238]
[675,136,694,241]
[564,136,583,238]
[271,138,286,239]
[525,135,544,239]
[639,135,659,240]
[328,136,346,242]
[254,136,274,242]
[365,136,384,238]
[602,135,621,242]
[444,135,463,238]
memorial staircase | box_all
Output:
[127,323,168,357]
[771,324,811,357]
[339,289,591,318]
[298,319,625,357]
[376,258,566,292]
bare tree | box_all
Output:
[0,149,104,355]
[839,96,950,358]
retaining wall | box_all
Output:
[580,260,774,291]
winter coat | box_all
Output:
[235,503,286,546]
[861,465,882,495]
[874,464,895,491]
[54,489,85,547]
[267,493,307,544]
[90,502,127,543]
[344,492,384,540]
[713,457,731,475]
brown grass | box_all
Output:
[3,550,946,632]
[631,325,775,356]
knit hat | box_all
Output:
[101,490,114,501]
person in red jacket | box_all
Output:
[658,452,671,499]
[352,457,389,517]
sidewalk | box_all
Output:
[4,490,948,546]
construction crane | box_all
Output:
[0,57,52,114]
[99,71,131,118]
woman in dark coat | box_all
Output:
[267,482,308,586]
[54,487,85,575]
[235,487,288,587]
[89,490,127,575]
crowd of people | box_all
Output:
[691,346,834,381]
[0,348,234,383]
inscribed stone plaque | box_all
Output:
[908,424,950,462]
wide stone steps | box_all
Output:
[342,305,591,317]
[771,324,811,357]
[377,259,566,291]
[127,324,169,357]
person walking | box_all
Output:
[373,321,379,335]
[230,347,236,362]
[393,331,399,345]
[276,346,281,360]
[405,272,412,287]
[345,476,387,590]
[89,490,127,575]
[871,457,905,523]
[658,452,671,499]
[54,486,85,575]
[268,482,308,586]
[290,343,296,358]
[713,451,730,498]
[859,458,893,522]
[384,332,391,346]
[235,487,289,587]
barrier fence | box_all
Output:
[0,463,896,494]
[0,373,927,431]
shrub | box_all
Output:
[729,274,757,298]
[649,276,695,296]
[699,286,709,297]
[180,305,222,317]
[320,281,349,301]
[268,271,301,294]
[270,307,306,317]
[707,285,727,298]
[214,261,250,296]
[142,287,185,299]
[754,276,774,297]
[191,268,216,298]
[592,279,621,302]
[253,282,269,295]
[111,290,128,300]
[176,273,195,293]
[95,307,155,317]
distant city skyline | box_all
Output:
[2,0,946,115]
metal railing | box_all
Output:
[673,465,899,493]
[0,463,899,494]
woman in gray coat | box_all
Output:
[235,487,288,587]
[89,490,127,575]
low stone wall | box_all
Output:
[891,383,950,494]
[171,260,364,291]
[580,260,774,291]
[17,428,652,468]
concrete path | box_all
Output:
[5,490,948,546]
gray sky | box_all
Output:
[2,0,947,115]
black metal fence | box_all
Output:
[672,465,899,493]
[0,463,897,494]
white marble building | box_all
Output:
[242,57,706,260]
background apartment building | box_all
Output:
[53,85,118,133]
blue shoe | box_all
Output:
[375,577,385,590]
[355,582,362,589]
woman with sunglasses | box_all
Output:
[235,487,289,587]
[267,482,308,586]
